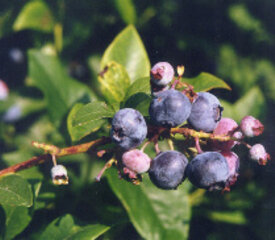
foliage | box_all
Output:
[0,1,274,240]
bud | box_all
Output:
[240,116,264,137]
[0,80,9,100]
[150,62,174,86]
[177,65,185,77]
[51,165,69,185]
[249,144,270,165]
[122,149,151,174]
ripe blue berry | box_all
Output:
[122,149,151,174]
[149,89,191,127]
[149,150,188,190]
[186,151,229,190]
[188,92,223,132]
[150,62,174,86]
[111,108,147,150]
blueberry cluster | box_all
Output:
[108,62,270,191]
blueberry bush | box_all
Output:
[0,1,274,240]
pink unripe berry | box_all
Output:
[221,151,239,177]
[240,116,264,137]
[150,62,174,86]
[0,80,9,100]
[221,151,240,188]
[122,149,151,174]
[212,118,240,151]
[249,144,270,165]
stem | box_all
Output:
[141,141,150,152]
[95,158,116,182]
[170,128,238,142]
[0,137,111,177]
[171,79,179,89]
[0,126,244,178]
[195,137,203,154]
[167,139,174,150]
[54,23,63,53]
[154,142,160,154]
[52,154,57,166]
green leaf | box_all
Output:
[98,61,130,109]
[107,169,191,240]
[207,210,247,225]
[101,25,150,82]
[0,174,33,207]
[28,50,95,126]
[65,225,111,240]
[182,72,231,92]
[2,205,32,240]
[123,77,151,116]
[124,93,151,116]
[67,103,84,141]
[13,0,54,32]
[221,86,265,122]
[40,214,110,240]
[114,0,137,24]
[68,101,115,141]
[124,77,151,101]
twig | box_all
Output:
[0,137,111,177]
[0,126,243,178]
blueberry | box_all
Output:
[111,108,147,150]
[149,150,188,190]
[149,89,191,127]
[188,92,223,132]
[150,62,174,86]
[122,149,151,174]
[186,151,229,190]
